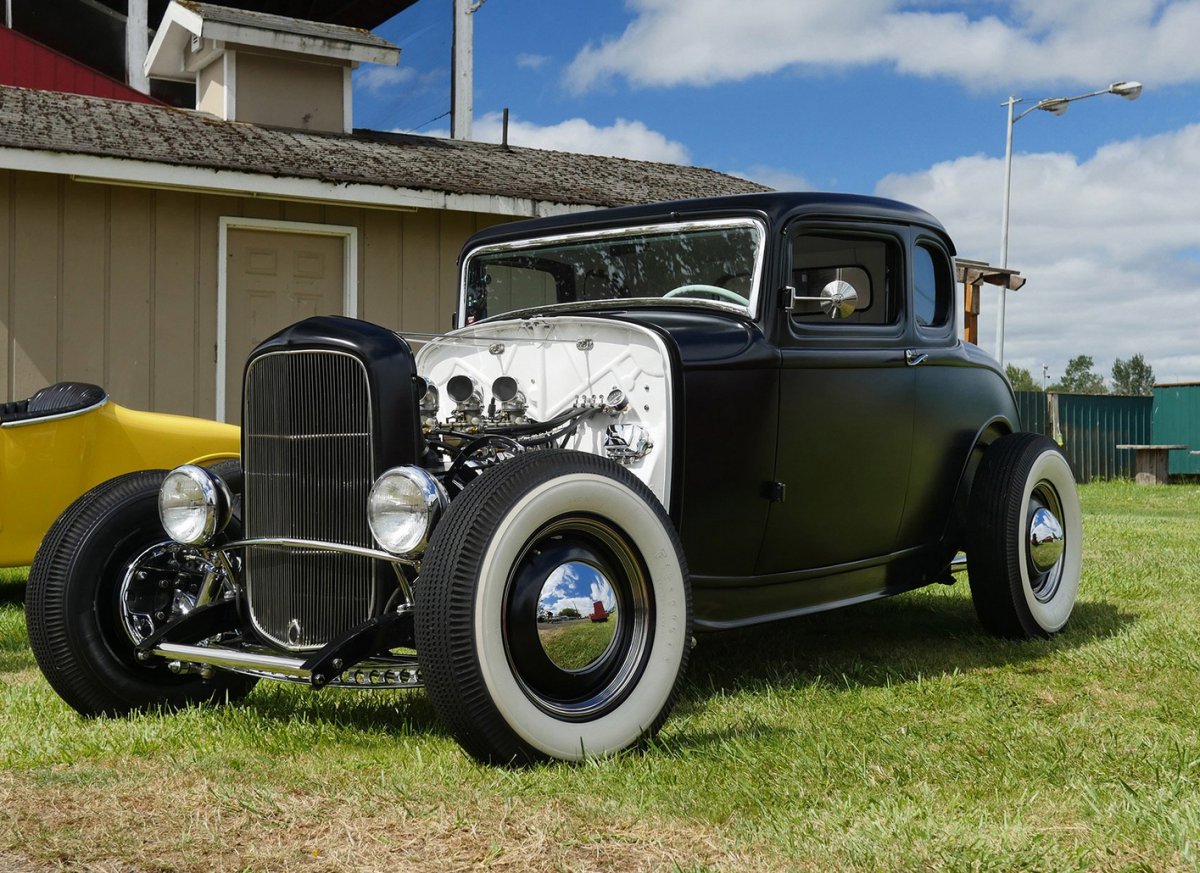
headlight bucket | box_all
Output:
[367,466,449,556]
[158,464,233,545]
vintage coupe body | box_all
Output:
[26,193,1081,763]
[0,383,239,567]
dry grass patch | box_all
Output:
[0,765,758,873]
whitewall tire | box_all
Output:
[967,433,1082,638]
[415,450,691,764]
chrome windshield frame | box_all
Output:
[459,217,769,327]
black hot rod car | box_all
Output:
[26,192,1081,763]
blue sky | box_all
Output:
[354,0,1200,385]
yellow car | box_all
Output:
[1,382,239,568]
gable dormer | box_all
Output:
[144,1,399,134]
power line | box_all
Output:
[412,110,450,132]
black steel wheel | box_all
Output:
[416,450,691,764]
[25,469,255,716]
[966,433,1083,638]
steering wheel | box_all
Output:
[662,284,749,305]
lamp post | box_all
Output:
[995,80,1142,367]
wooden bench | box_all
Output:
[1116,444,1188,485]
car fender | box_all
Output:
[942,414,1017,551]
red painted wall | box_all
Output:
[0,27,161,104]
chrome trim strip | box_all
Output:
[0,397,108,428]
[398,331,591,346]
[466,217,765,255]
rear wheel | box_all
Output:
[966,433,1082,638]
[25,470,254,715]
[416,450,691,764]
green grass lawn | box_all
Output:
[1,482,1197,872]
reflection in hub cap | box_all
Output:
[1028,506,1065,573]
[536,561,619,671]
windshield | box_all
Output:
[461,218,765,325]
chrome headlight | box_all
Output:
[367,466,448,556]
[158,464,233,545]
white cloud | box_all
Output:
[355,65,416,93]
[733,165,813,191]
[550,597,598,616]
[469,112,691,163]
[875,124,1200,383]
[566,0,1196,92]
[516,53,550,70]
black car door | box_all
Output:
[758,222,916,575]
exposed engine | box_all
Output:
[412,316,672,506]
[415,371,652,498]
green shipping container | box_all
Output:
[1152,383,1200,475]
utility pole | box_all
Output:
[452,0,487,140]
[126,0,150,93]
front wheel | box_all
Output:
[416,450,692,764]
[25,470,255,715]
[966,433,1082,638]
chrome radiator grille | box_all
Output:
[243,350,376,651]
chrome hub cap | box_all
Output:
[536,561,620,671]
[1026,483,1066,602]
[1028,507,1065,573]
[503,515,652,720]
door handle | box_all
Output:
[905,349,928,367]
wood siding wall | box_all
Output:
[0,169,513,417]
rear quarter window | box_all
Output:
[914,242,953,329]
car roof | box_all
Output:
[464,191,954,254]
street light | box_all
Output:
[994,80,1142,366]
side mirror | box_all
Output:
[784,279,859,319]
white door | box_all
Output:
[224,228,346,423]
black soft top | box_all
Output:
[464,191,955,255]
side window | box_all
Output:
[790,231,901,326]
[914,243,953,328]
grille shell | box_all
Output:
[242,349,377,651]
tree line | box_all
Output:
[1006,354,1155,396]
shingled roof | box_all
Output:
[0,86,769,210]
[174,1,397,50]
